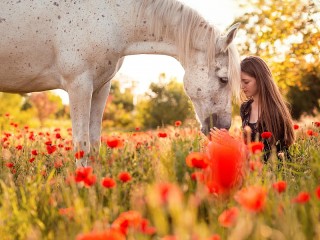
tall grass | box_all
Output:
[0,118,319,239]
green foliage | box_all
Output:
[287,66,320,119]
[136,78,195,129]
[103,80,137,130]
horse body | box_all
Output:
[0,0,240,167]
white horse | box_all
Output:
[0,0,240,167]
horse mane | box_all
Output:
[137,0,241,100]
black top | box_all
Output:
[240,99,290,162]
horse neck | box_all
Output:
[122,0,214,63]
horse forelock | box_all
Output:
[137,0,220,67]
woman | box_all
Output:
[240,56,294,162]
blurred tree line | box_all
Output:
[235,0,320,119]
[0,76,195,130]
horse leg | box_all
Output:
[88,82,111,164]
[67,72,93,168]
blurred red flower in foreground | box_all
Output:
[272,181,287,194]
[186,152,209,169]
[112,210,156,236]
[307,130,318,137]
[218,207,239,228]
[118,172,132,183]
[315,122,320,127]
[315,186,320,200]
[75,167,96,187]
[77,228,125,240]
[102,177,116,188]
[106,136,124,148]
[292,191,310,204]
[293,124,299,130]
[46,145,57,154]
[248,142,264,153]
[205,130,247,195]
[234,186,267,213]
[261,131,272,139]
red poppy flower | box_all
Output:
[158,132,168,138]
[272,181,287,193]
[75,150,85,159]
[205,131,247,195]
[29,157,35,163]
[174,120,182,127]
[84,174,97,187]
[54,160,63,169]
[186,152,209,169]
[234,186,267,213]
[154,183,182,205]
[118,172,132,183]
[75,167,93,182]
[315,186,320,200]
[218,207,239,228]
[106,137,124,148]
[307,130,318,136]
[31,149,38,156]
[292,191,310,204]
[261,131,272,139]
[293,124,299,130]
[102,177,116,188]
[5,162,14,168]
[315,122,320,127]
[46,145,57,154]
[76,228,125,240]
[248,142,264,153]
[135,127,140,131]
[16,145,23,150]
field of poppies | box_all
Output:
[0,114,320,240]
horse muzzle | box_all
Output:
[201,113,231,136]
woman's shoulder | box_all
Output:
[240,99,253,117]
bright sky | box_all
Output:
[56,0,238,104]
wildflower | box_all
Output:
[154,183,182,205]
[205,130,247,195]
[31,149,38,156]
[106,136,124,148]
[29,157,35,163]
[102,177,116,188]
[307,130,318,137]
[46,145,57,154]
[75,167,93,183]
[248,142,264,153]
[118,172,132,183]
[315,186,320,200]
[190,172,204,182]
[234,186,267,213]
[292,191,310,204]
[5,162,14,168]
[135,127,140,131]
[84,174,97,187]
[293,124,299,130]
[76,228,125,240]
[16,145,23,150]
[315,122,320,127]
[55,133,61,139]
[186,152,208,169]
[261,131,272,139]
[158,132,168,138]
[174,120,182,127]
[218,207,239,228]
[54,160,63,169]
[272,181,287,193]
[112,210,155,236]
[74,150,85,159]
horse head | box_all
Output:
[183,23,241,136]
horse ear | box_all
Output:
[221,23,240,52]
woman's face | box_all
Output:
[241,71,258,98]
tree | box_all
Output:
[136,76,195,129]
[29,92,63,127]
[103,80,136,130]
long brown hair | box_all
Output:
[241,56,295,146]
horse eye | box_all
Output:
[219,77,228,84]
